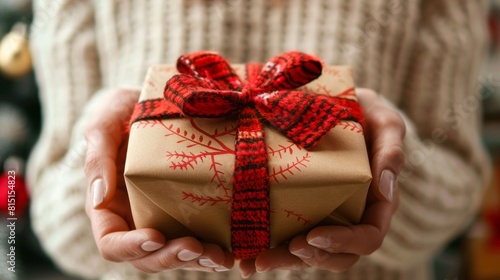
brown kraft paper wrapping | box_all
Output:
[124,64,372,252]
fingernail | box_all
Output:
[241,271,253,278]
[177,249,201,261]
[308,237,329,249]
[91,178,106,208]
[140,241,163,252]
[214,266,230,272]
[255,265,271,273]
[290,248,314,259]
[199,257,219,268]
[379,170,395,202]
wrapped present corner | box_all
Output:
[124,51,372,260]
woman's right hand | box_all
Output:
[84,88,234,273]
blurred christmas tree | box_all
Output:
[0,1,67,279]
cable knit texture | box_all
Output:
[28,0,492,279]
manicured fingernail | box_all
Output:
[199,257,219,268]
[177,249,201,261]
[308,237,329,249]
[290,248,314,259]
[241,271,253,278]
[140,241,163,252]
[255,265,271,273]
[379,170,395,202]
[214,266,230,272]
[91,178,106,208]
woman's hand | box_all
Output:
[83,89,234,273]
[239,88,406,278]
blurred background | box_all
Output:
[0,0,499,279]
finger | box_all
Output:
[356,88,406,152]
[195,243,226,269]
[356,88,405,203]
[84,132,119,209]
[239,259,257,279]
[85,184,165,262]
[254,243,308,273]
[356,88,381,114]
[368,124,404,204]
[130,237,205,273]
[289,235,359,272]
[95,228,166,262]
[306,196,394,256]
[214,250,235,272]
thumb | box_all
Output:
[356,88,406,203]
[85,129,119,210]
[83,89,140,210]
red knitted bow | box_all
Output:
[130,51,364,259]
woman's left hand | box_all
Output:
[84,89,234,273]
[239,88,406,278]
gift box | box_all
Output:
[124,51,371,260]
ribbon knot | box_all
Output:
[239,85,263,106]
[130,51,364,260]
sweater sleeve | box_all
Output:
[368,0,492,269]
[27,0,118,277]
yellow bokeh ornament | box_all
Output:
[0,23,32,78]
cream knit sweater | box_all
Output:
[28,0,492,279]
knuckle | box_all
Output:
[365,89,378,98]
[114,87,139,97]
[97,235,142,263]
[333,227,355,253]
[353,226,383,255]
[372,109,404,130]
[96,237,117,262]
[84,126,99,142]
[110,89,139,114]
[131,262,158,274]
[383,145,405,173]
[109,98,128,113]
[158,254,181,271]
[316,229,352,254]
[332,240,350,254]
[116,239,144,260]
[84,153,102,177]
[88,119,120,138]
[387,144,405,162]
[101,118,120,134]
[98,246,120,262]
[358,88,378,99]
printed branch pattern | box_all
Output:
[269,154,311,184]
[283,209,313,226]
[135,108,361,226]
[182,191,231,206]
[341,121,363,134]
[161,119,236,196]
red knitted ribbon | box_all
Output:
[130,51,364,259]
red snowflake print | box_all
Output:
[283,209,313,226]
